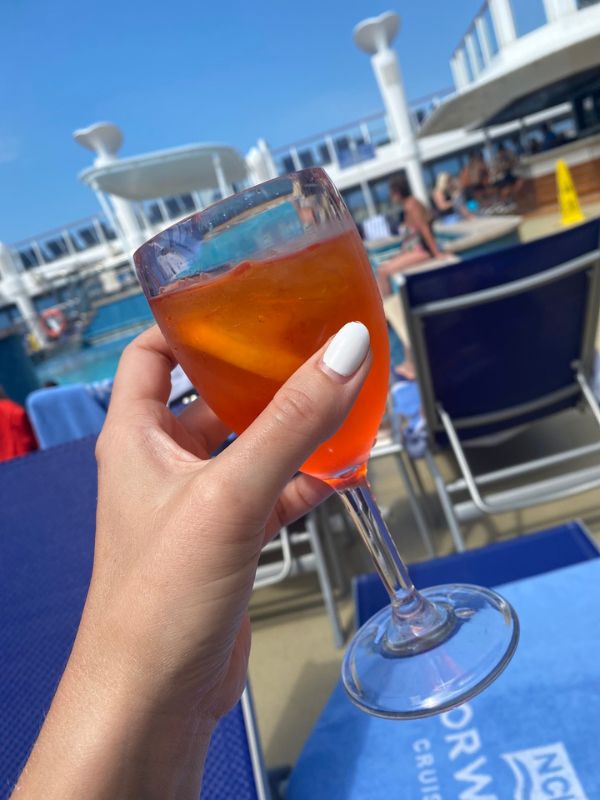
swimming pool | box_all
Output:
[35,291,154,386]
[35,326,149,386]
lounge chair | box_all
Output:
[254,510,346,648]
[0,437,271,799]
[396,217,600,550]
[27,384,108,448]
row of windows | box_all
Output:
[18,222,118,270]
[276,136,388,175]
[16,193,203,271]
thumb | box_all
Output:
[213,321,371,513]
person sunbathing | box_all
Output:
[376,176,444,298]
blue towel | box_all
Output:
[288,559,600,799]
[390,378,427,458]
[26,384,107,449]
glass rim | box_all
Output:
[133,166,334,263]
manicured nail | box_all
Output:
[322,322,370,377]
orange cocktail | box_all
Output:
[150,225,390,484]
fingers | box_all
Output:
[177,398,232,456]
[266,474,332,541]
[214,322,371,517]
[107,327,233,463]
[109,326,176,415]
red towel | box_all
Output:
[0,399,37,462]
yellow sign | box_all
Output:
[556,159,585,227]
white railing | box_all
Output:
[9,192,208,276]
[450,0,590,92]
[451,1,506,90]
[11,213,122,274]
[270,92,453,176]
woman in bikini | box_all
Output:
[376,175,444,298]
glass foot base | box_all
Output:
[342,584,519,720]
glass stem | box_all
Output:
[339,476,451,648]
[340,477,417,609]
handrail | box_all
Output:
[270,111,387,155]
[453,0,490,56]
[270,89,453,155]
[11,213,111,250]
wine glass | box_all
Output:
[134,168,518,719]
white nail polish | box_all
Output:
[322,322,370,377]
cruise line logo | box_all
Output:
[411,705,590,800]
[501,743,587,800]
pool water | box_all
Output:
[36,326,149,386]
[35,292,154,386]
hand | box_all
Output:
[14,322,371,799]
[89,322,370,717]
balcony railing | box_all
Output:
[10,214,121,272]
[9,191,211,275]
[270,90,453,177]
[451,0,592,92]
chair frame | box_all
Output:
[369,437,435,558]
[398,243,600,551]
[240,686,272,800]
[253,511,345,648]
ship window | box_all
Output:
[18,248,39,270]
[101,222,117,241]
[317,143,332,166]
[180,194,196,212]
[281,155,295,174]
[298,149,315,168]
[341,186,371,225]
[146,203,164,224]
[165,197,182,218]
[78,227,100,248]
[44,239,68,261]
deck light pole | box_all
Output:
[354,11,429,205]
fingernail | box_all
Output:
[322,322,370,377]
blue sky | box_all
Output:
[1,0,491,242]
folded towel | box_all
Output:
[288,559,600,800]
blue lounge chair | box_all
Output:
[396,218,600,550]
[27,384,108,448]
[0,437,270,799]
[353,520,600,626]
